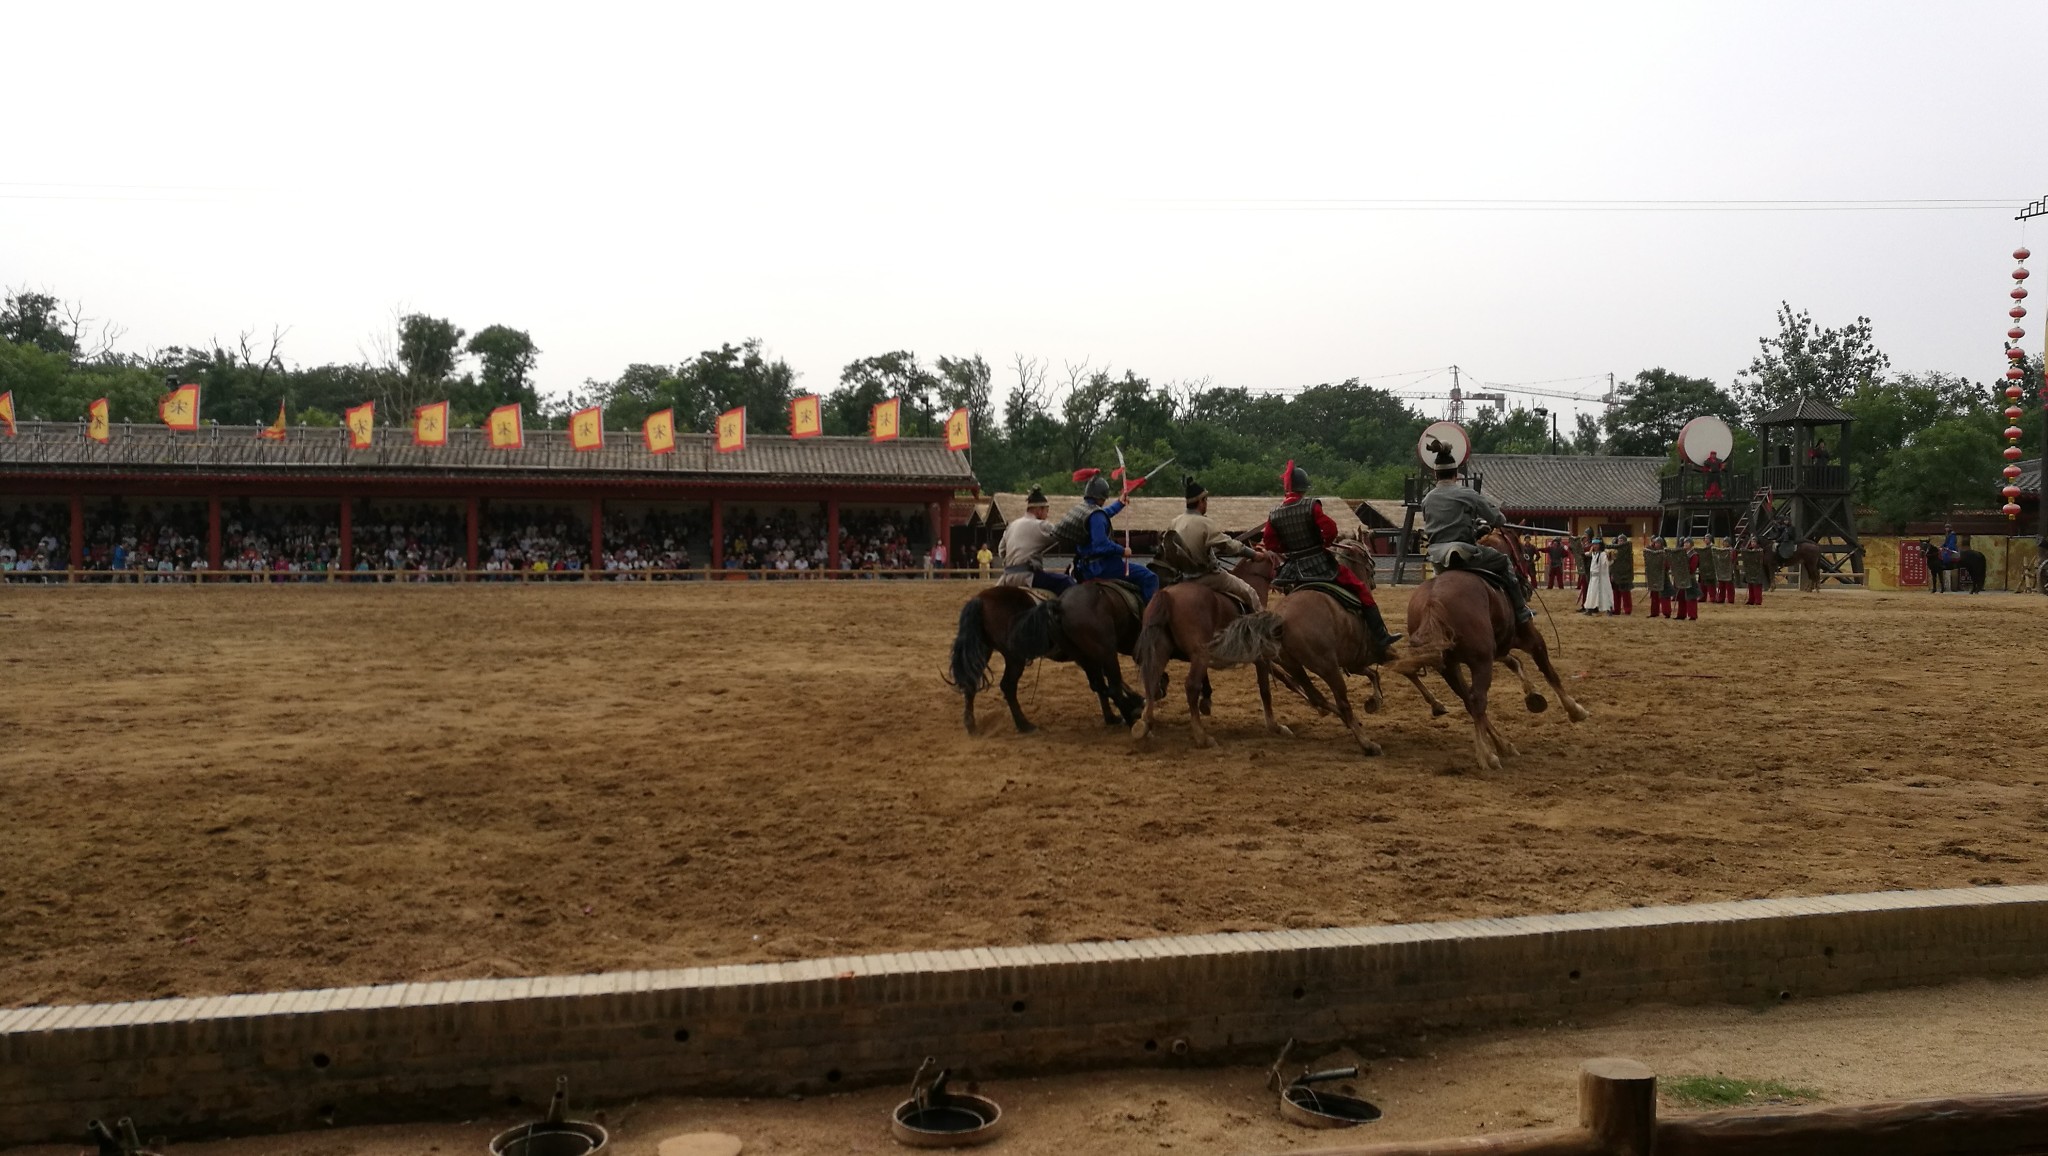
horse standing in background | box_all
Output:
[1917,539,1985,594]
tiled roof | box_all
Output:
[1469,454,1666,513]
[0,421,974,485]
[2019,458,2042,496]
[1355,499,1406,528]
[1756,397,1856,424]
[985,492,1364,536]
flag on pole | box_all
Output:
[945,406,971,451]
[258,399,288,441]
[871,397,901,442]
[345,401,376,450]
[644,408,676,454]
[87,398,110,444]
[0,391,15,438]
[790,394,823,438]
[413,401,449,446]
[158,383,201,431]
[487,404,524,450]
[715,406,747,453]
[569,405,603,451]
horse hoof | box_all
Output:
[1525,693,1548,713]
[1358,743,1384,757]
[1015,721,1038,734]
[1132,720,1150,740]
[1199,701,1213,717]
[1268,724,1294,739]
[1362,697,1382,715]
[1566,705,1590,723]
[1485,756,1503,772]
[1430,705,1449,718]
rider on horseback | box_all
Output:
[1262,460,1402,651]
[997,486,1078,594]
[1155,473,1261,611]
[1051,468,1158,605]
[1419,443,1535,624]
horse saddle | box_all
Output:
[1022,587,1060,606]
[1085,578,1143,617]
[1293,580,1367,618]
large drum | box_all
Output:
[1677,416,1734,467]
[1417,421,1471,472]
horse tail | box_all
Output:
[1209,610,1283,668]
[1134,594,1175,687]
[946,595,993,695]
[1388,594,1457,677]
[1007,597,1065,665]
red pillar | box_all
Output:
[338,498,353,574]
[826,496,841,575]
[589,497,604,574]
[206,495,222,574]
[466,496,481,577]
[710,497,724,571]
[68,492,84,573]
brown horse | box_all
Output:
[1387,527,1589,771]
[1006,579,1149,728]
[1207,541,1394,757]
[1130,551,1281,749]
[947,585,1062,734]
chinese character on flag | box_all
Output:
[158,383,201,431]
[258,400,287,441]
[570,406,603,451]
[487,404,524,450]
[790,394,823,439]
[0,391,15,438]
[644,408,676,455]
[87,398,111,443]
[945,407,970,451]
[716,406,747,454]
[871,397,900,442]
[414,401,449,447]
[345,401,376,450]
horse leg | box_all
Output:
[1199,674,1213,716]
[998,652,1035,734]
[1308,650,1381,757]
[1465,658,1502,772]
[1514,626,1590,722]
[1403,670,1450,717]
[1255,660,1293,738]
[1280,653,1336,715]
[1502,653,1546,713]
[1185,653,1217,749]
[1360,666,1385,714]
[1080,661,1119,725]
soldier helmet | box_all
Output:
[1183,474,1208,507]
[1026,485,1049,509]
[1073,467,1111,504]
[1282,459,1309,495]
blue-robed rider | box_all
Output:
[1047,467,1158,604]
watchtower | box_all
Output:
[1755,397,1863,582]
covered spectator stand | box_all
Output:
[0,421,977,579]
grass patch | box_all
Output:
[1662,1075,1820,1109]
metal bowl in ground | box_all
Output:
[1279,1084,1383,1129]
[488,1119,610,1156]
[890,1093,1005,1148]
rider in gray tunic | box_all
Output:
[1418,441,1535,623]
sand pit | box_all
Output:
[0,581,2042,1007]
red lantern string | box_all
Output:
[2004,246,2031,518]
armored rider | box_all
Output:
[1050,468,1158,604]
[996,486,1077,594]
[1419,442,1535,625]
[1157,474,1262,611]
[1262,459,1401,651]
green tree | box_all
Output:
[673,340,798,434]
[1466,406,1552,454]
[826,351,939,436]
[1603,368,1741,456]
[1733,302,1890,421]
[464,325,540,416]
[395,314,465,416]
[0,292,78,356]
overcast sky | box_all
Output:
[6,0,2046,424]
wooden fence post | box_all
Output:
[1580,1058,1656,1156]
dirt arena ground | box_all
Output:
[6,975,2045,1155]
[0,581,2043,1008]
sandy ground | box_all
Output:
[0,582,2044,1008]
[8,975,2048,1155]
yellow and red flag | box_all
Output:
[945,406,971,451]
[644,408,676,455]
[158,382,201,431]
[790,394,823,439]
[871,397,901,442]
[87,398,111,443]
[569,405,603,451]
[413,401,449,447]
[487,404,524,450]
[715,406,747,454]
[0,390,15,438]
[345,401,375,450]
[258,399,287,441]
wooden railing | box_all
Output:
[1659,471,1753,504]
[1759,464,1850,493]
[1274,1059,2048,1156]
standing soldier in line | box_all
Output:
[1740,535,1767,604]
[1570,531,1591,603]
[1609,531,1635,616]
[1544,534,1568,588]
[1711,537,1737,603]
[1641,536,1670,618]
[1679,536,1704,620]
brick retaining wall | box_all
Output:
[5,885,2047,1145]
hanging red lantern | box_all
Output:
[2010,406,2027,421]
[2012,305,2029,318]
[2017,267,2033,280]
[2006,502,2025,516]
[2008,385,2026,398]
[2008,445,2026,460]
[2020,247,2034,260]
[2010,327,2026,339]
[2008,366,2026,379]
[2007,464,2025,479]
[2008,346,2027,359]
[2013,286,2030,299]
[2005,484,2024,499]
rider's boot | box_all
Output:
[1363,603,1403,652]
[1505,574,1536,624]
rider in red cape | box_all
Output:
[1260,459,1401,652]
